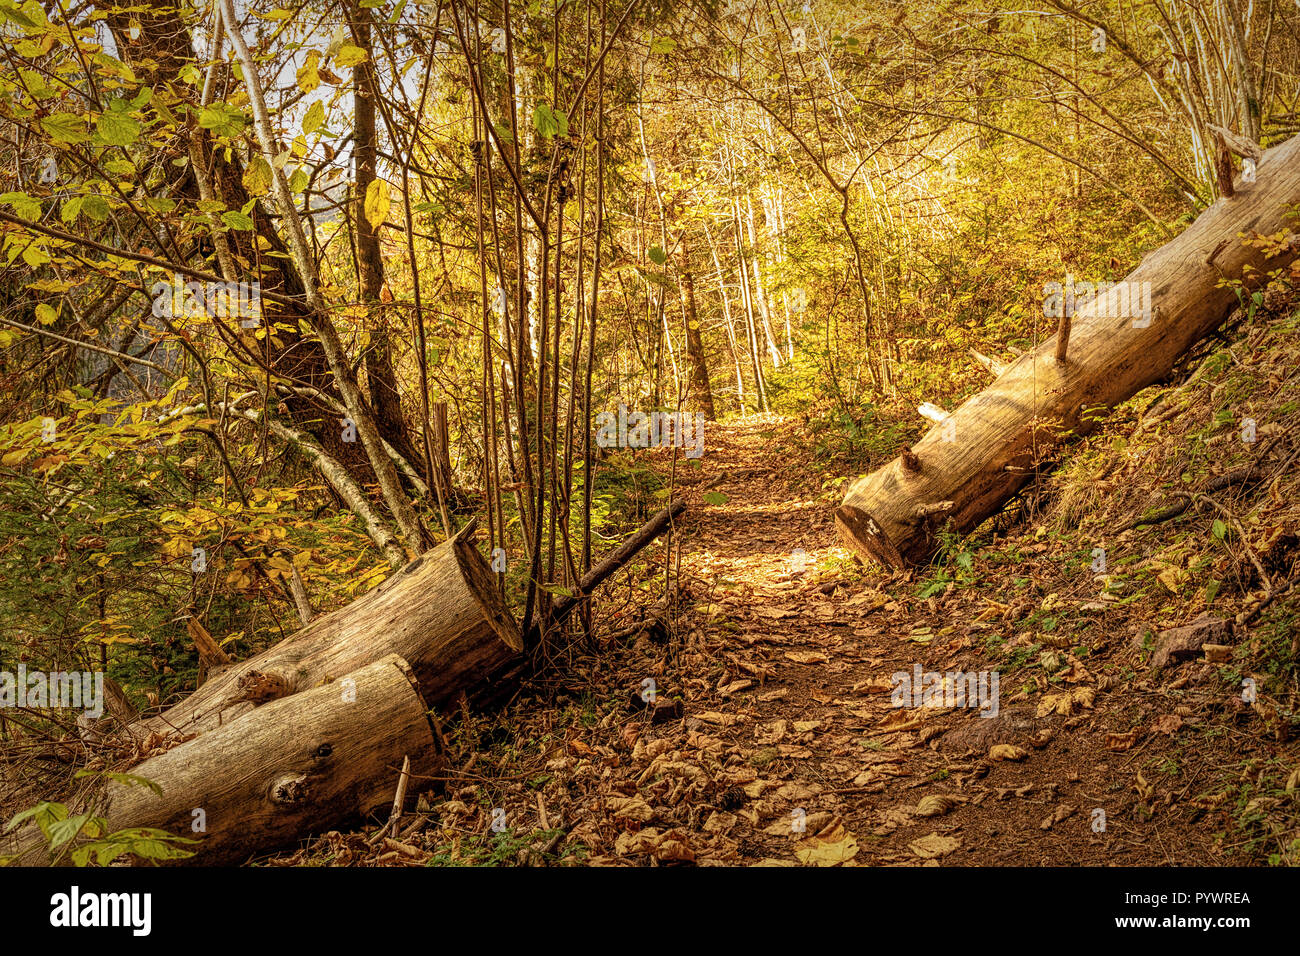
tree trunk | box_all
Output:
[835,132,1300,568]
[106,0,376,485]
[351,3,425,492]
[678,234,716,420]
[133,534,521,738]
[10,655,441,866]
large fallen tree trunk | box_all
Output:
[135,531,521,738]
[836,132,1300,568]
[7,655,440,866]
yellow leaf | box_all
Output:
[988,744,1028,761]
[334,44,367,68]
[908,832,961,859]
[243,155,272,196]
[794,821,859,866]
[364,178,390,230]
[296,51,320,93]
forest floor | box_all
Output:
[508,415,1264,867]
[287,311,1300,868]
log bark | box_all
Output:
[836,132,1300,568]
[134,533,521,738]
[9,655,441,866]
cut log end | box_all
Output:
[5,654,443,866]
[834,504,907,570]
[452,535,524,656]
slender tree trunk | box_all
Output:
[350,3,425,493]
[678,232,715,419]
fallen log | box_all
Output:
[135,530,521,738]
[7,655,441,866]
[836,132,1300,568]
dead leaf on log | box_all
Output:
[1040,804,1078,830]
[794,820,859,866]
[1036,686,1095,718]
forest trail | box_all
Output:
[597,413,1230,867]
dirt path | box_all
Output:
[396,412,1256,868]
[627,413,1229,866]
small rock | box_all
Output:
[1150,614,1228,668]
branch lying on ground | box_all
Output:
[1122,437,1288,531]
[549,498,687,628]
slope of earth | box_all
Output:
[284,304,1300,868]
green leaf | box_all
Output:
[80,195,110,221]
[95,110,140,148]
[703,491,729,506]
[111,827,198,860]
[35,303,57,326]
[47,813,93,849]
[19,68,52,99]
[221,210,254,230]
[70,845,94,867]
[60,195,84,223]
[0,0,39,30]
[1211,519,1227,540]
[73,770,165,796]
[364,178,390,229]
[7,800,67,838]
[531,103,568,139]
[198,103,246,138]
[297,53,321,94]
[0,191,40,220]
[242,154,272,196]
[648,245,667,265]
[41,113,90,144]
[21,244,50,267]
